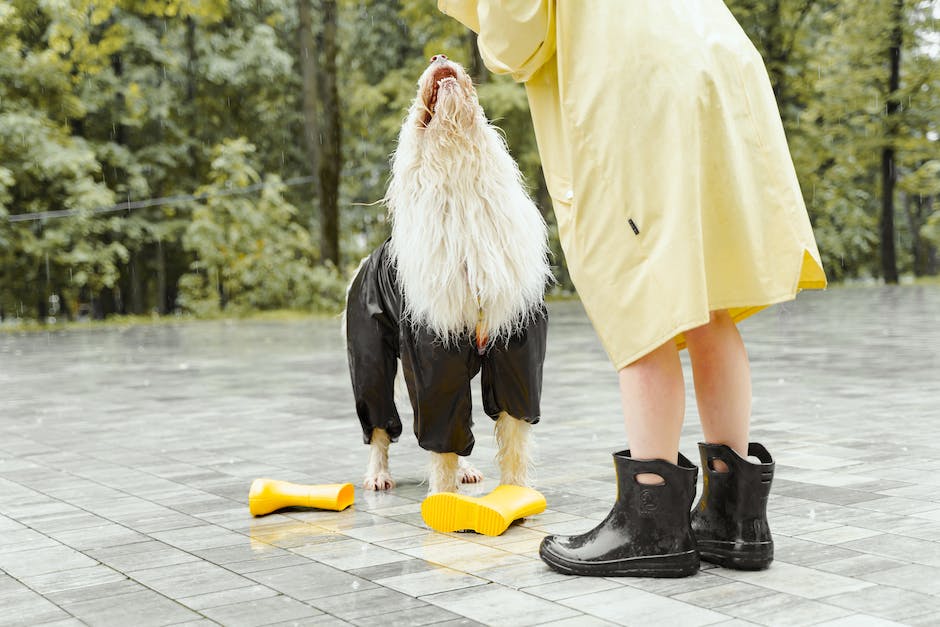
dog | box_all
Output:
[345,55,551,494]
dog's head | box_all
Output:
[414,54,478,132]
[386,54,551,346]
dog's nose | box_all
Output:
[430,54,447,63]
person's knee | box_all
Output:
[685,309,733,346]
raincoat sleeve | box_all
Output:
[438,0,556,83]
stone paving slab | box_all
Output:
[1,285,939,625]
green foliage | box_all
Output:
[179,139,345,314]
[1,0,938,322]
[726,0,940,280]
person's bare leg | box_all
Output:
[685,310,751,469]
[618,339,685,484]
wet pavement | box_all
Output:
[1,285,940,626]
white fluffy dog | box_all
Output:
[345,55,551,494]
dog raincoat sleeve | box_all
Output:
[440,0,827,369]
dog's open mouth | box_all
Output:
[422,66,460,127]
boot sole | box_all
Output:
[421,492,512,536]
[421,487,546,537]
[421,493,509,536]
[539,545,700,578]
[697,539,773,570]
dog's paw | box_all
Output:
[363,472,395,491]
[458,461,484,484]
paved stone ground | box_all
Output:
[1,285,939,626]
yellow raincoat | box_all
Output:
[439,0,827,369]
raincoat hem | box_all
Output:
[610,280,825,371]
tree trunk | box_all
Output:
[903,193,928,276]
[111,54,128,147]
[113,53,146,314]
[215,268,227,310]
[186,16,201,176]
[156,239,168,315]
[764,0,787,104]
[128,252,144,314]
[915,195,936,276]
[880,0,903,284]
[317,0,342,266]
[761,0,817,116]
[55,289,73,321]
[927,196,938,276]
[93,288,118,319]
[298,0,321,233]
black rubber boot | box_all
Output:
[691,442,774,570]
[539,451,699,577]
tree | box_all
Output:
[896,1,940,277]
[726,0,824,113]
[298,0,321,246]
[312,0,343,266]
[2,0,938,323]
[179,138,344,314]
[881,0,904,284]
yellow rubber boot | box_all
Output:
[421,485,547,536]
[248,479,354,516]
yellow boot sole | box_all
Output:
[421,485,547,536]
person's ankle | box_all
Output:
[636,472,665,485]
